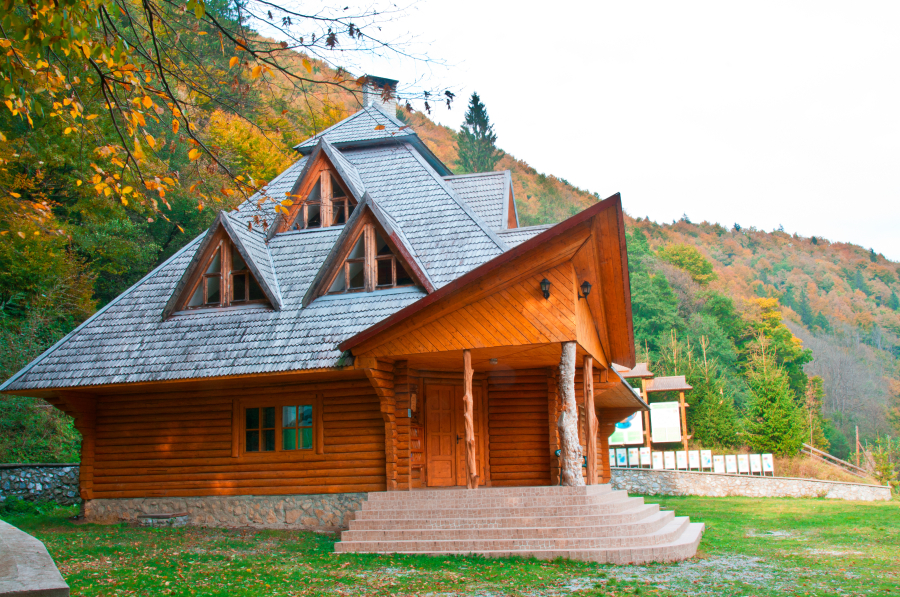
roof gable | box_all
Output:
[301,193,434,307]
[162,211,282,318]
[443,171,517,231]
[294,104,414,151]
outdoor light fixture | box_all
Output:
[540,278,551,299]
[490,358,498,365]
[579,280,592,299]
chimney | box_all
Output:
[362,75,399,113]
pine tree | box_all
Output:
[456,92,504,173]
[888,291,900,312]
[743,338,805,455]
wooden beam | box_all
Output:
[583,356,598,485]
[557,341,584,486]
[364,360,397,490]
[679,390,689,452]
[462,350,478,490]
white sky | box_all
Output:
[349,1,900,260]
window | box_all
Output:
[327,224,415,295]
[235,396,323,458]
[282,405,314,450]
[290,171,356,231]
[183,238,268,310]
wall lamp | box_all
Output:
[578,280,592,300]
[540,278,551,299]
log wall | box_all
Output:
[90,379,386,499]
[486,369,552,487]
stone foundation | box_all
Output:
[0,464,80,505]
[610,468,892,501]
[84,493,367,530]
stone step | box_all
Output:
[365,485,613,502]
[348,503,661,531]
[346,521,705,565]
[341,511,675,543]
[354,496,644,521]
[360,491,628,511]
[335,516,691,553]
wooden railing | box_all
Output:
[800,443,874,482]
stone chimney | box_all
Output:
[362,75,399,112]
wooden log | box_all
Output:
[462,349,478,490]
[583,355,598,484]
[557,342,584,486]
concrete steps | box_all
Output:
[336,485,704,564]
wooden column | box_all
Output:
[597,414,616,484]
[583,356,598,485]
[679,390,688,452]
[462,350,478,490]
[320,170,333,226]
[642,379,652,448]
[58,393,96,504]
[362,358,398,490]
[557,341,584,486]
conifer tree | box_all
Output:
[456,93,504,173]
[743,337,805,455]
[888,291,900,312]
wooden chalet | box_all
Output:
[1,84,703,562]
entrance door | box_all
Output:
[425,384,457,487]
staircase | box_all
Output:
[336,485,704,564]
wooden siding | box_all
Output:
[363,263,578,359]
[90,380,386,499]
[487,369,552,487]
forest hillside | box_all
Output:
[1,19,897,477]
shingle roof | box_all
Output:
[443,171,511,230]
[294,104,414,151]
[497,224,553,248]
[0,110,530,392]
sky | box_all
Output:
[346,1,900,260]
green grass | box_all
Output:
[2,496,898,596]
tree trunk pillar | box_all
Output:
[583,356,598,484]
[557,341,585,486]
[462,349,478,489]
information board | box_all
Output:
[608,411,645,446]
[640,447,652,467]
[616,448,628,467]
[749,454,762,474]
[725,455,738,474]
[628,447,641,466]
[762,453,775,474]
[609,448,616,466]
[737,454,750,474]
[701,450,713,469]
[664,451,676,470]
[713,455,725,474]
[652,451,664,470]
[688,450,700,470]
[676,450,688,469]
[650,402,682,443]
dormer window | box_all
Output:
[184,238,267,310]
[326,224,415,294]
[289,172,356,231]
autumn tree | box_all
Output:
[456,92,503,173]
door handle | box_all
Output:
[456,434,460,444]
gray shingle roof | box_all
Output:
[497,225,553,247]
[443,171,511,230]
[294,104,414,151]
[1,110,530,392]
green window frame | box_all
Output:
[282,405,314,451]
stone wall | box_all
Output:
[0,464,80,506]
[84,493,367,531]
[611,468,892,501]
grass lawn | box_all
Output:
[2,495,898,596]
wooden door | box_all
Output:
[425,384,456,487]
[455,385,487,486]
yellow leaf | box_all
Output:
[302,58,312,73]
[374,125,386,131]
[251,65,262,79]
[142,96,152,108]
[121,197,128,206]
[9,192,20,198]
[198,202,204,212]
[229,56,239,68]
[64,127,73,134]
[198,31,207,36]
[172,119,180,134]
[86,114,98,120]
[17,231,25,238]
[163,177,175,185]
[0,131,5,141]
[122,186,133,194]
[177,225,184,233]
[145,134,155,149]
[76,180,83,186]
[188,148,200,161]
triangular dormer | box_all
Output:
[302,194,435,307]
[274,140,364,235]
[163,212,282,318]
